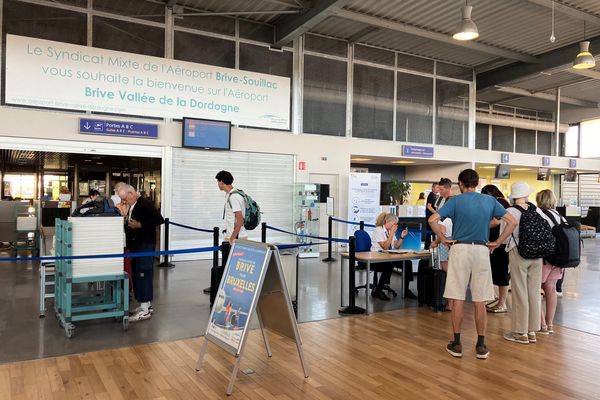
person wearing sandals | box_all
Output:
[370,212,410,300]
[536,189,563,335]
[501,182,544,344]
[481,185,511,314]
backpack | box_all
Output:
[72,198,120,217]
[541,209,581,268]
[228,189,261,230]
[512,203,555,259]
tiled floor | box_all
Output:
[0,238,598,363]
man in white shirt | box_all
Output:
[216,171,248,243]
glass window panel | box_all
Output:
[93,0,165,23]
[563,125,579,157]
[174,31,235,68]
[175,15,235,36]
[516,128,536,154]
[396,72,433,143]
[476,123,489,150]
[354,45,394,66]
[303,55,347,136]
[3,0,86,45]
[436,79,468,147]
[537,130,553,156]
[397,53,434,73]
[239,20,274,43]
[436,61,473,80]
[239,43,292,78]
[492,125,514,152]
[93,17,164,57]
[352,64,394,140]
[305,34,347,57]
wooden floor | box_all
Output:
[2,307,600,400]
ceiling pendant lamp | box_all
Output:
[452,2,479,41]
[573,41,595,69]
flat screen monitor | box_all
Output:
[537,167,550,181]
[495,164,511,179]
[564,169,577,182]
[396,223,422,251]
[182,118,231,150]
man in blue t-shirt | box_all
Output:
[429,169,517,360]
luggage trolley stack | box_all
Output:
[54,217,129,338]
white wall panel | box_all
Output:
[170,148,294,260]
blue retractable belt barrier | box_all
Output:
[265,225,350,244]
[167,220,215,234]
[0,245,220,262]
[330,217,375,228]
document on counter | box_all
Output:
[383,249,415,254]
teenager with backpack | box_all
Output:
[536,189,580,335]
[502,182,555,344]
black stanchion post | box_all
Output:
[338,236,365,315]
[210,241,230,308]
[322,216,336,262]
[261,222,267,243]
[359,221,365,230]
[203,227,220,295]
[293,251,299,318]
[158,218,175,268]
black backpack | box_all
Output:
[512,203,555,259]
[541,209,581,268]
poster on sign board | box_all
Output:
[347,173,381,238]
[206,241,270,354]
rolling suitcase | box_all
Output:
[417,247,447,312]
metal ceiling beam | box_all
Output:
[495,85,599,107]
[477,35,600,89]
[347,26,379,43]
[335,9,539,63]
[523,0,600,27]
[273,0,352,48]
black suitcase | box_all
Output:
[417,248,447,312]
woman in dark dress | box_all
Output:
[481,185,510,313]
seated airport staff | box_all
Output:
[370,212,410,301]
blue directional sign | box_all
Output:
[542,156,550,167]
[79,118,158,139]
[501,153,510,163]
[402,145,434,158]
[569,158,577,168]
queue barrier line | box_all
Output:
[0,245,221,263]
[167,220,215,234]
[265,225,350,244]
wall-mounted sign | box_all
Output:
[298,161,306,171]
[402,145,434,158]
[79,118,158,138]
[6,34,290,130]
[569,159,577,168]
[542,156,550,167]
[501,153,510,163]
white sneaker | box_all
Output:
[557,292,563,298]
[129,309,152,322]
[130,305,154,315]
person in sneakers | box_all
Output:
[501,182,544,344]
[429,169,517,360]
[118,184,164,322]
[536,189,563,335]
[481,185,511,314]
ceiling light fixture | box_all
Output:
[452,1,479,41]
[391,160,416,164]
[351,158,371,162]
[549,0,556,43]
[573,22,596,69]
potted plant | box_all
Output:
[387,176,411,205]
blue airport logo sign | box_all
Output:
[79,118,158,139]
[569,159,577,168]
[542,156,550,167]
[501,153,510,163]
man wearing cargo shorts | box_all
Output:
[429,169,517,359]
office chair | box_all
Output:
[353,229,375,294]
